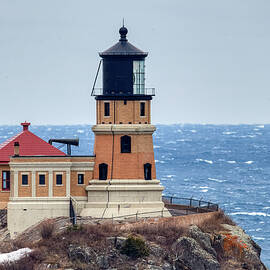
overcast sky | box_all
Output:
[0,0,270,125]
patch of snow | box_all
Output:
[0,248,32,264]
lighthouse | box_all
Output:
[81,26,168,218]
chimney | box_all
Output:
[21,122,30,131]
[14,142,20,157]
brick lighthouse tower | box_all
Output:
[81,26,167,218]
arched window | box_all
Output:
[121,135,131,153]
[99,163,108,180]
[144,163,152,180]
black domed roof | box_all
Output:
[99,26,148,57]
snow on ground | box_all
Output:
[0,248,32,264]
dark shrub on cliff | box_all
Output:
[120,235,149,259]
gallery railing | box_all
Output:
[91,88,155,96]
[162,196,219,212]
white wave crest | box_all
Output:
[245,161,254,164]
[208,177,226,183]
[230,212,270,217]
[196,159,213,164]
[252,237,265,240]
[227,161,236,164]
[77,129,84,133]
[166,175,176,178]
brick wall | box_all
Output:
[18,172,32,197]
[36,172,49,197]
[53,172,66,197]
[0,164,10,209]
[93,133,156,179]
[70,170,93,197]
[97,100,151,124]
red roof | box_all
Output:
[0,122,66,163]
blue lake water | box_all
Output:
[0,124,269,267]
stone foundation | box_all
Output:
[80,179,170,218]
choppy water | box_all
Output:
[0,124,269,266]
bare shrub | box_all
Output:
[128,219,187,246]
[40,221,55,239]
[80,222,117,241]
[198,211,236,233]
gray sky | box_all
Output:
[0,0,270,125]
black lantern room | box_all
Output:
[92,26,154,100]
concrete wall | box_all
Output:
[7,198,70,238]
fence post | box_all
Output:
[208,202,210,209]
[136,211,138,221]
[170,196,173,204]
[190,199,192,207]
[161,208,164,217]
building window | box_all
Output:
[22,174,28,185]
[39,174,45,185]
[2,171,10,191]
[133,60,145,94]
[56,174,62,185]
[140,102,145,117]
[78,174,84,185]
[121,135,131,153]
[99,163,108,180]
[144,163,152,180]
[104,102,110,116]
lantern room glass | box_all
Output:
[133,60,145,94]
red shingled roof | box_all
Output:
[0,122,66,163]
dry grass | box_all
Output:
[198,211,236,233]
[40,221,55,239]
[126,219,187,246]
[37,222,118,256]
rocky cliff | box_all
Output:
[0,211,267,270]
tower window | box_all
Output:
[133,60,145,94]
[22,174,28,185]
[2,171,10,191]
[78,174,84,185]
[144,163,152,180]
[39,174,45,185]
[99,163,108,180]
[140,102,145,117]
[104,102,110,116]
[56,174,63,185]
[121,135,131,153]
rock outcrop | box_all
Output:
[173,236,220,270]
[0,214,267,270]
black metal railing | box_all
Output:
[162,196,219,212]
[91,88,155,96]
